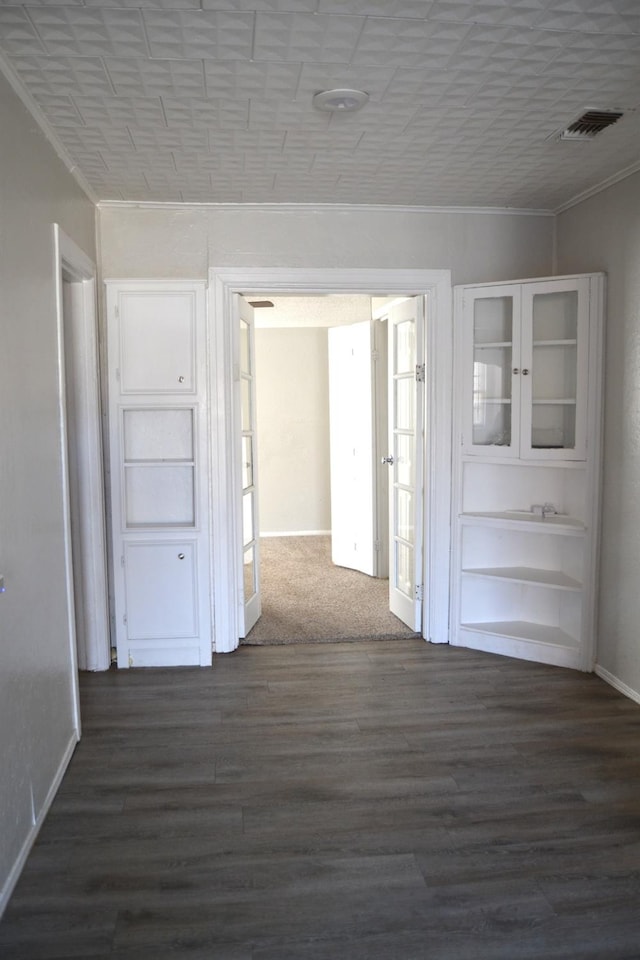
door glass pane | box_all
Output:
[242,435,253,490]
[532,344,577,400]
[532,291,577,342]
[395,433,414,487]
[531,404,576,450]
[396,488,414,545]
[124,408,193,461]
[474,296,512,343]
[395,377,415,431]
[472,297,513,448]
[240,319,251,375]
[243,545,256,601]
[125,465,194,526]
[394,319,415,374]
[243,491,254,547]
[241,378,251,432]
[395,541,414,598]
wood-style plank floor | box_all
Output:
[2,639,640,959]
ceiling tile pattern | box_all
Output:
[0,0,639,208]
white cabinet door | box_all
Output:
[328,320,377,577]
[107,282,211,667]
[237,296,261,637]
[460,284,522,457]
[461,278,590,460]
[519,278,590,461]
[387,298,424,631]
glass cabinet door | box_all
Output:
[463,286,521,456]
[520,278,589,460]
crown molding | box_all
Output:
[97,200,554,217]
[0,50,98,206]
[554,159,640,215]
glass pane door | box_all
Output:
[238,298,261,636]
[530,290,578,451]
[472,296,514,449]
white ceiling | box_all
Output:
[1,1,639,210]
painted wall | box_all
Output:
[255,327,331,534]
[556,172,640,700]
[0,73,96,910]
[98,204,553,285]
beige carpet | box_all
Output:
[242,535,417,645]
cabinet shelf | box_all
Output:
[460,620,579,648]
[462,566,581,590]
[475,341,512,349]
[460,511,585,534]
[533,339,577,347]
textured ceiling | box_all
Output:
[0,1,639,210]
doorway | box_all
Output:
[242,293,416,645]
[208,267,453,655]
[54,225,110,679]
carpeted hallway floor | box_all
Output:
[242,535,417,645]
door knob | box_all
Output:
[381,456,394,465]
[178,553,185,560]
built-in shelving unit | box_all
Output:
[450,274,604,670]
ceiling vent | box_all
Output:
[558,109,623,141]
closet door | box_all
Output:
[107,282,211,667]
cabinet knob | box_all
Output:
[513,367,519,375]
[522,368,530,376]
[178,553,185,560]
[178,375,185,383]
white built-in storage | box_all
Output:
[451,274,604,670]
[106,282,212,668]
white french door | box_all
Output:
[237,296,261,637]
[106,282,212,667]
[328,320,379,577]
[386,298,425,631]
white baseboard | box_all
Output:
[594,664,640,705]
[260,530,331,538]
[0,730,78,918]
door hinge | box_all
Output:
[415,363,425,383]
[122,613,127,625]
[374,540,382,552]
[371,349,380,361]
[115,305,119,319]
[115,367,120,381]
[120,555,125,567]
[415,584,423,602]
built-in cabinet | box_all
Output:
[451,274,604,670]
[106,282,212,668]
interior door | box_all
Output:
[237,295,261,637]
[386,298,425,631]
[328,320,377,577]
[107,283,212,667]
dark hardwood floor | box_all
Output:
[2,639,640,959]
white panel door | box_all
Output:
[386,298,425,631]
[328,320,377,577]
[107,282,211,667]
[237,296,261,637]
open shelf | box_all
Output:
[460,511,585,533]
[460,620,579,648]
[462,566,581,591]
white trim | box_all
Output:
[98,200,554,217]
[595,665,640,706]
[209,267,452,653]
[554,159,640,215]
[0,52,97,205]
[54,225,111,674]
[260,530,332,538]
[0,731,78,919]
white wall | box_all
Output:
[98,204,553,284]
[0,73,96,911]
[556,172,640,701]
[256,327,331,534]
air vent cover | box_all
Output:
[559,109,623,141]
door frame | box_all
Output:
[209,267,452,654]
[54,224,111,677]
